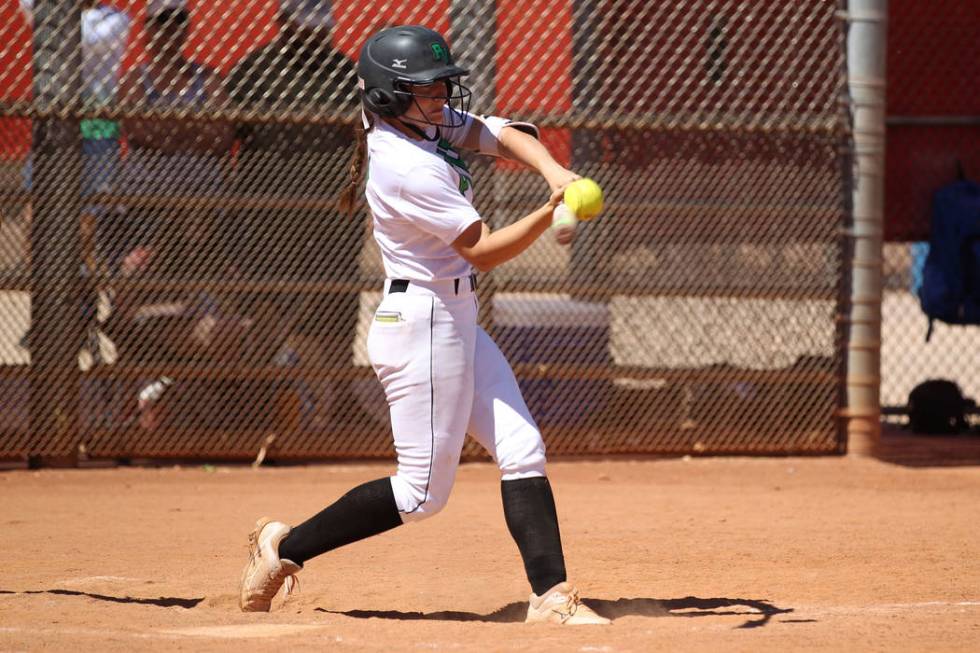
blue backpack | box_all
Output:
[918,179,980,341]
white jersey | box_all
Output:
[365,106,548,521]
[21,2,131,108]
[365,111,483,281]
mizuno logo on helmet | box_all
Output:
[392,59,407,69]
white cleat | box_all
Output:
[239,517,301,612]
[525,582,611,625]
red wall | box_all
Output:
[5,0,975,238]
[0,0,554,159]
[496,0,573,167]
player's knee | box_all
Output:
[402,490,451,523]
[420,489,451,516]
[390,474,451,523]
[498,432,547,480]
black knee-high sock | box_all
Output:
[278,477,402,566]
[501,477,567,596]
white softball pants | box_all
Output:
[367,277,547,523]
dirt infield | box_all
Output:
[2,455,979,652]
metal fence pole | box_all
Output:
[844,0,887,451]
[29,0,83,462]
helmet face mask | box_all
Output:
[392,77,471,128]
[358,25,472,129]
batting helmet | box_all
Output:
[358,25,471,127]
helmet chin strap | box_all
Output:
[397,119,441,142]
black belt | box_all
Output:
[389,279,410,293]
[389,274,478,295]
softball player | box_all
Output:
[239,25,609,626]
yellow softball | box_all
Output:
[563,178,604,221]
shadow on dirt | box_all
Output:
[873,424,980,468]
[0,588,203,609]
[318,595,796,628]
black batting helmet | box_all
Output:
[358,25,471,127]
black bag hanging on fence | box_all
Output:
[907,379,972,435]
[917,175,980,341]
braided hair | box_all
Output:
[337,113,372,215]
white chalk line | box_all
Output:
[0,624,328,640]
[0,600,977,641]
[54,575,146,586]
[790,600,980,618]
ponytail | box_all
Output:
[338,113,372,216]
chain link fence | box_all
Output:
[882,0,980,423]
[0,0,849,463]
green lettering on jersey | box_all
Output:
[436,137,473,196]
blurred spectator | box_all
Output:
[225,0,367,426]
[106,0,246,432]
[115,0,234,280]
[17,0,132,363]
[19,0,131,230]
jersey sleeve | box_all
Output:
[441,110,540,157]
[438,109,477,148]
[396,163,483,244]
